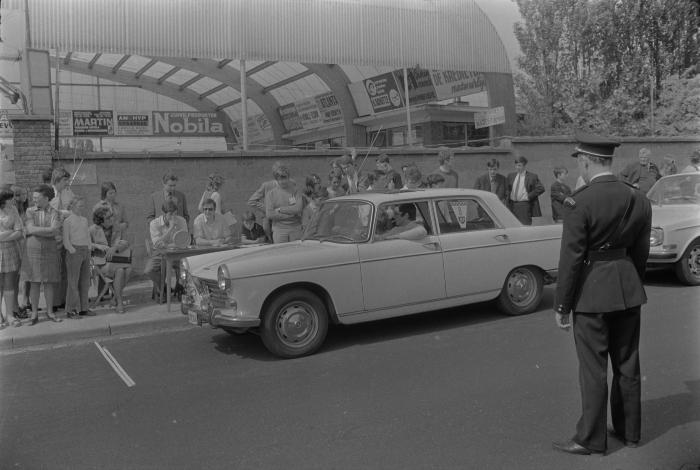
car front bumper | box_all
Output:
[181,277,260,329]
[648,248,679,263]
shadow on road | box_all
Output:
[641,379,700,444]
[208,286,555,360]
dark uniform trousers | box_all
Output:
[573,307,641,452]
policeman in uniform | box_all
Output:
[552,133,652,455]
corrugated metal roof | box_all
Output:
[6,0,511,73]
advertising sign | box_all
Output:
[230,113,274,144]
[364,72,403,114]
[315,92,343,125]
[474,106,506,129]
[115,113,152,136]
[152,111,226,137]
[58,110,73,136]
[295,98,323,129]
[430,70,485,100]
[278,103,303,132]
[0,112,13,139]
[72,110,114,136]
[392,68,437,106]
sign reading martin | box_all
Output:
[73,110,114,136]
[152,112,226,137]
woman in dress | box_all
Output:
[0,189,24,328]
[22,184,63,324]
[11,185,30,317]
[89,206,132,313]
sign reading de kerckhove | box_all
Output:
[73,110,114,136]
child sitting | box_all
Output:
[240,211,267,245]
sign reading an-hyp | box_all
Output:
[152,112,226,137]
[73,110,114,136]
[116,113,152,136]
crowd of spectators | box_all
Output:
[1,146,697,323]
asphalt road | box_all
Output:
[1,270,698,470]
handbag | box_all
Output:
[109,247,132,264]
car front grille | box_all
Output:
[199,278,228,308]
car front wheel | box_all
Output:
[497,266,544,315]
[674,240,700,286]
[260,289,329,358]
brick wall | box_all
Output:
[10,116,53,188]
[54,137,700,276]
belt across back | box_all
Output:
[586,248,627,262]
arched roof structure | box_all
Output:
[5,0,516,148]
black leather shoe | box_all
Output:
[552,440,604,455]
[607,427,639,448]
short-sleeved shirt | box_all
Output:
[193,213,231,242]
[241,222,266,241]
[150,214,188,249]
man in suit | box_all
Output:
[473,158,507,204]
[552,133,652,456]
[146,170,189,225]
[506,155,545,225]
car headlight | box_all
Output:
[179,258,190,282]
[649,227,664,247]
[217,265,231,292]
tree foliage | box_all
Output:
[513,0,700,136]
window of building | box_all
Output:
[441,122,466,147]
[467,122,490,147]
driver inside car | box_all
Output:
[374,203,428,241]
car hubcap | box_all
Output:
[276,302,318,348]
[507,269,536,307]
[688,246,700,277]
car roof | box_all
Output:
[329,188,496,205]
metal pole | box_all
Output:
[650,74,655,136]
[403,68,412,146]
[22,0,34,113]
[97,76,103,151]
[240,59,248,150]
[54,49,61,151]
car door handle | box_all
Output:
[422,241,441,250]
[494,234,509,242]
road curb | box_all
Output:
[0,314,188,351]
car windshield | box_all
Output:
[303,200,373,243]
[647,174,700,205]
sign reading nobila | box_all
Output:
[73,110,114,136]
[152,112,226,137]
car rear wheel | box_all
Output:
[674,240,700,286]
[260,289,329,358]
[497,266,544,315]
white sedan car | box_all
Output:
[647,172,700,285]
[180,189,562,358]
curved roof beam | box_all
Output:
[302,63,362,147]
[155,57,287,144]
[52,57,238,148]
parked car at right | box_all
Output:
[646,172,700,285]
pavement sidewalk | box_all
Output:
[0,280,190,351]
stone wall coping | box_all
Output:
[8,114,54,121]
[511,135,700,144]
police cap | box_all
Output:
[571,132,621,158]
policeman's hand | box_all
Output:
[555,312,571,331]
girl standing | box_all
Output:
[0,189,24,328]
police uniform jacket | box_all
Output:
[555,174,651,314]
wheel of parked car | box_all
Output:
[497,266,544,316]
[261,289,329,358]
[674,240,700,286]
